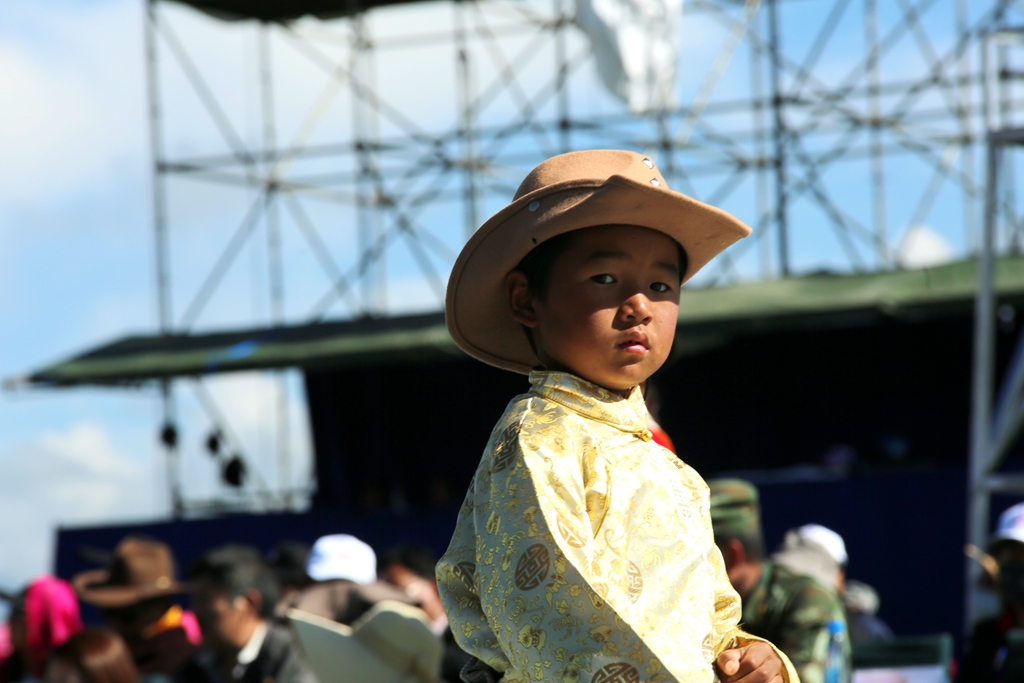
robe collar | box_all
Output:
[528,371,653,441]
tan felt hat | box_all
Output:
[288,601,442,683]
[445,149,752,374]
[73,538,185,608]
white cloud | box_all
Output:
[0,1,145,204]
[896,224,955,269]
[0,421,161,589]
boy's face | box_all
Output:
[508,224,681,392]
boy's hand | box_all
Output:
[715,642,785,683]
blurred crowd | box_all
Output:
[2,480,1023,683]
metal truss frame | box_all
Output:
[968,122,1024,631]
[143,0,1024,514]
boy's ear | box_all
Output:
[506,270,539,328]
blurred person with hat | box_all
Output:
[773,526,894,646]
[377,545,472,683]
[72,539,198,680]
[178,545,314,683]
[288,601,442,683]
[771,525,847,595]
[959,502,1024,683]
[709,479,849,683]
[0,577,83,683]
[287,535,413,627]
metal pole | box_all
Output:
[260,23,291,509]
[555,0,570,154]
[751,10,771,277]
[456,0,478,240]
[352,17,374,314]
[145,0,182,518]
[956,0,976,253]
[261,24,283,326]
[865,0,887,266]
[966,137,1000,632]
[767,0,788,276]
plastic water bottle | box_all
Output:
[824,619,847,683]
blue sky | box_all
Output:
[0,0,1009,593]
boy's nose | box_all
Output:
[620,294,653,324]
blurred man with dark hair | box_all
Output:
[378,544,472,683]
[709,479,848,683]
[180,545,315,683]
[266,543,311,619]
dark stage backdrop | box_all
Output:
[55,311,1024,649]
[55,467,970,641]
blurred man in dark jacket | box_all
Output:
[179,545,315,683]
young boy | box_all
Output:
[437,150,796,683]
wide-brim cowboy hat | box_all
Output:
[445,149,752,374]
[288,601,442,683]
[73,538,185,608]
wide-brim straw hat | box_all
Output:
[445,149,752,374]
[73,538,185,608]
[288,601,442,683]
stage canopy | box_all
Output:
[11,256,1024,389]
[167,0,432,22]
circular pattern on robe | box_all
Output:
[592,662,641,683]
[557,515,587,548]
[514,544,551,591]
[491,422,522,473]
[627,562,643,603]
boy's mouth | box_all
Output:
[617,333,649,355]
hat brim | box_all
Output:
[445,174,751,374]
[72,569,185,608]
[288,610,406,683]
[990,531,1024,549]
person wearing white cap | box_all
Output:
[960,502,1024,683]
[772,524,847,593]
[287,535,414,626]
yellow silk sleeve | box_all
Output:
[708,544,799,683]
[438,410,670,683]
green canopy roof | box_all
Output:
[11,257,1024,388]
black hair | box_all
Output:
[266,541,311,591]
[189,544,279,619]
[515,227,689,301]
[377,544,438,580]
[715,530,766,563]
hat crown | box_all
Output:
[353,603,440,674]
[108,539,175,588]
[512,150,666,201]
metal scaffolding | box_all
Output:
[143,0,1023,513]
[967,26,1024,632]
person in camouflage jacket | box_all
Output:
[709,479,850,683]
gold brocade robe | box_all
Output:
[437,372,797,683]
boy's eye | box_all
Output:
[651,282,671,293]
[591,274,615,284]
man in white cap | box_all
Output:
[960,502,1024,683]
[772,524,848,594]
[288,535,413,626]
